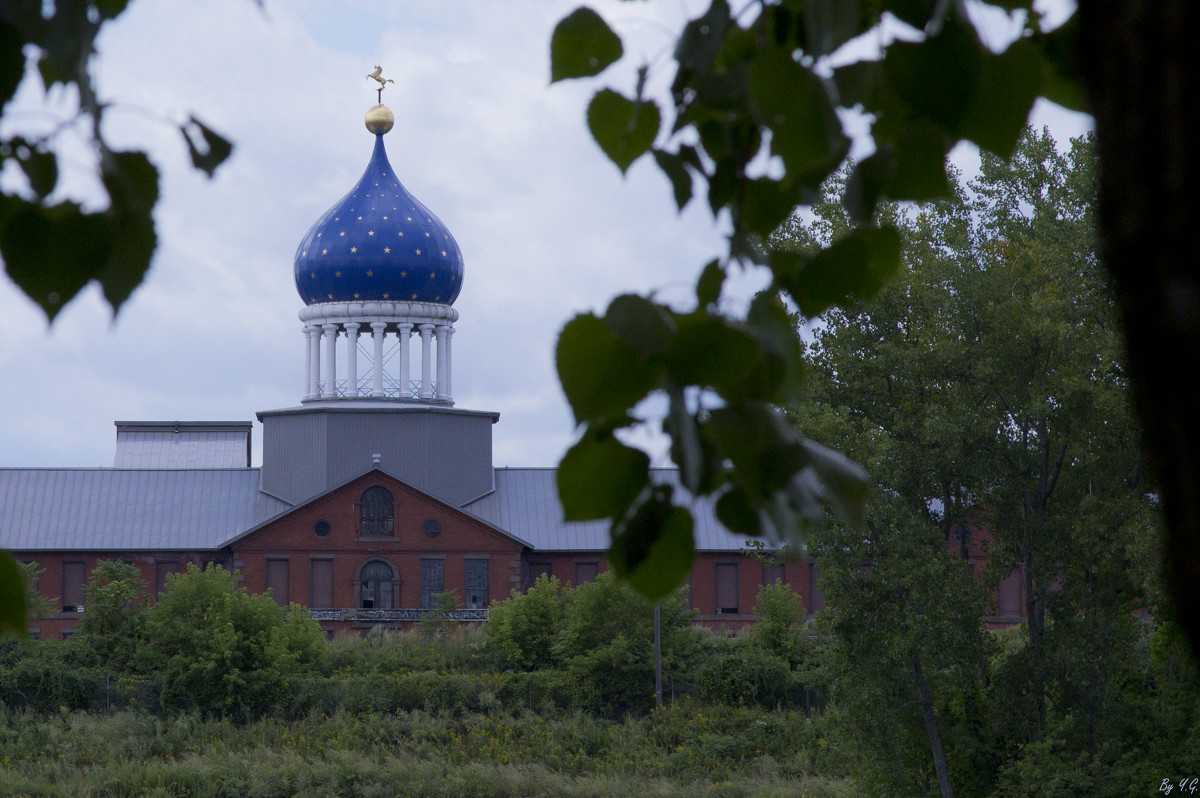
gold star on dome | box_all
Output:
[429,272,435,278]
[357,216,363,220]
[368,231,374,236]
[400,271,407,277]
[441,250,447,256]
[327,293,333,299]
[424,232,431,238]
[335,271,342,277]
[339,232,345,237]
[366,270,374,277]
[334,217,339,221]
[384,247,391,254]
[310,272,316,279]
[435,295,440,301]
[411,293,417,299]
[416,249,422,255]
[354,292,360,299]
[383,215,389,220]
[302,251,307,257]
[407,216,412,221]
[383,292,390,299]
[450,275,456,281]
[321,249,328,255]
[398,231,405,237]
[350,247,357,253]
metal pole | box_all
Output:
[654,600,662,708]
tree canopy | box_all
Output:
[548,0,1200,660]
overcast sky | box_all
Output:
[0,0,1090,470]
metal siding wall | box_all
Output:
[260,413,328,504]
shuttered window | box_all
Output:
[420,559,444,610]
[465,559,489,608]
[574,561,599,585]
[528,561,552,589]
[310,559,333,608]
[266,559,290,607]
[762,564,785,586]
[715,563,739,614]
[155,562,178,596]
[358,486,395,536]
[62,561,86,612]
[997,569,1023,617]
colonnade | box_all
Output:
[301,313,455,404]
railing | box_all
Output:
[309,608,489,623]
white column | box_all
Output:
[398,322,413,398]
[443,325,454,402]
[370,322,387,398]
[304,324,321,400]
[322,323,338,399]
[344,322,360,398]
[435,325,449,400]
[419,323,434,399]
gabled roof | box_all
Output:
[224,465,534,550]
[463,468,752,552]
[0,468,288,551]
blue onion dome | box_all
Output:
[294,104,464,306]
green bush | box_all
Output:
[144,563,326,719]
[483,573,566,671]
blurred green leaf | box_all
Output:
[587,89,660,174]
[0,552,27,638]
[960,39,1042,157]
[610,491,695,600]
[883,21,981,135]
[695,258,724,308]
[605,293,674,360]
[182,116,233,178]
[550,6,623,83]
[0,198,114,320]
[715,485,761,536]
[652,146,698,210]
[784,225,901,317]
[0,22,25,111]
[666,312,758,390]
[558,431,650,521]
[557,312,660,423]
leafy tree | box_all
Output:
[144,563,324,719]
[549,1,1200,662]
[77,559,148,670]
[484,573,567,672]
[793,129,1154,796]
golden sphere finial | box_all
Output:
[365,104,395,135]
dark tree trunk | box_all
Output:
[912,650,955,798]
[1078,3,1200,659]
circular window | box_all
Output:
[314,520,331,538]
[422,519,442,538]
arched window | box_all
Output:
[358,559,396,609]
[358,486,394,536]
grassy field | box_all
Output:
[0,704,857,798]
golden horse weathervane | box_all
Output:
[367,65,394,102]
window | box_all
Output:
[358,486,395,536]
[62,561,86,612]
[465,559,489,608]
[155,561,178,596]
[359,560,395,609]
[313,519,331,537]
[715,563,739,614]
[266,558,290,607]
[422,519,442,538]
[528,561,552,589]
[997,569,1022,618]
[574,561,599,585]
[808,562,826,614]
[420,559,444,610]
[762,564,785,586]
[310,559,334,608]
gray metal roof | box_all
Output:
[463,468,751,552]
[0,468,287,551]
